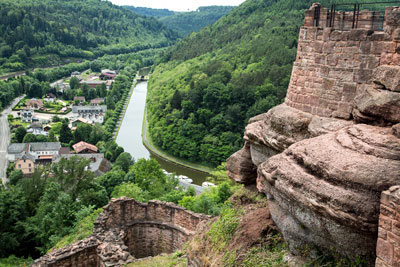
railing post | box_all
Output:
[314,5,321,27]
[352,4,357,28]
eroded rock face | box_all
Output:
[226,141,257,184]
[226,104,352,184]
[257,124,400,261]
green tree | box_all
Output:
[111,182,147,202]
[97,168,128,197]
[114,152,134,173]
[73,124,93,143]
[0,186,28,258]
[15,126,26,143]
[22,133,36,143]
[132,159,177,199]
[59,122,72,144]
[69,77,80,89]
[8,170,24,186]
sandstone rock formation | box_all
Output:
[32,198,210,267]
[227,103,352,184]
[258,124,400,260]
[226,3,400,263]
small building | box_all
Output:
[71,71,81,76]
[100,69,117,80]
[59,147,70,155]
[8,143,29,162]
[72,105,107,115]
[73,141,98,154]
[73,96,86,104]
[15,152,35,176]
[28,142,61,160]
[21,108,34,123]
[53,153,111,177]
[44,93,57,103]
[26,99,43,109]
[90,98,104,105]
[27,123,48,136]
[80,81,106,89]
[71,118,91,128]
[54,82,70,93]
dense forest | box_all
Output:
[124,6,235,36]
[0,0,179,75]
[147,0,306,166]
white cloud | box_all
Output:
[110,0,246,12]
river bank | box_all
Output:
[142,111,214,175]
[115,81,213,186]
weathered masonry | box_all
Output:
[286,3,400,121]
[32,198,211,267]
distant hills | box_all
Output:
[124,6,235,37]
[0,0,179,75]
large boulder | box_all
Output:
[372,65,400,92]
[353,84,400,124]
[226,141,257,185]
[257,124,400,262]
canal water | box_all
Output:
[116,82,208,186]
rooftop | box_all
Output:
[73,141,98,154]
[30,142,61,152]
[8,143,29,154]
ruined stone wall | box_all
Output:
[376,187,400,267]
[32,198,211,267]
[125,222,188,258]
[285,6,400,120]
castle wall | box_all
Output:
[376,187,400,267]
[285,6,400,120]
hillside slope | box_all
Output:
[124,6,235,37]
[0,0,179,74]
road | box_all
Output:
[0,95,25,185]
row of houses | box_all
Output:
[8,141,111,176]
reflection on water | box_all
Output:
[116,81,207,185]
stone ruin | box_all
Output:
[32,198,211,267]
[227,3,400,266]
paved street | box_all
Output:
[0,95,25,185]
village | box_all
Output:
[5,69,118,177]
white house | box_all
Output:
[28,142,61,160]
[21,108,34,123]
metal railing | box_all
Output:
[314,1,400,31]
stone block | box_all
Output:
[326,54,338,66]
[388,232,400,247]
[393,28,400,41]
[377,238,394,264]
[360,41,371,53]
[379,227,388,240]
[380,215,393,231]
[383,42,397,53]
[330,30,344,41]
[349,29,368,41]
[372,41,384,54]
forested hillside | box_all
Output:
[0,0,179,75]
[146,0,325,166]
[124,6,235,37]
[123,6,175,18]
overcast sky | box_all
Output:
[110,0,246,12]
